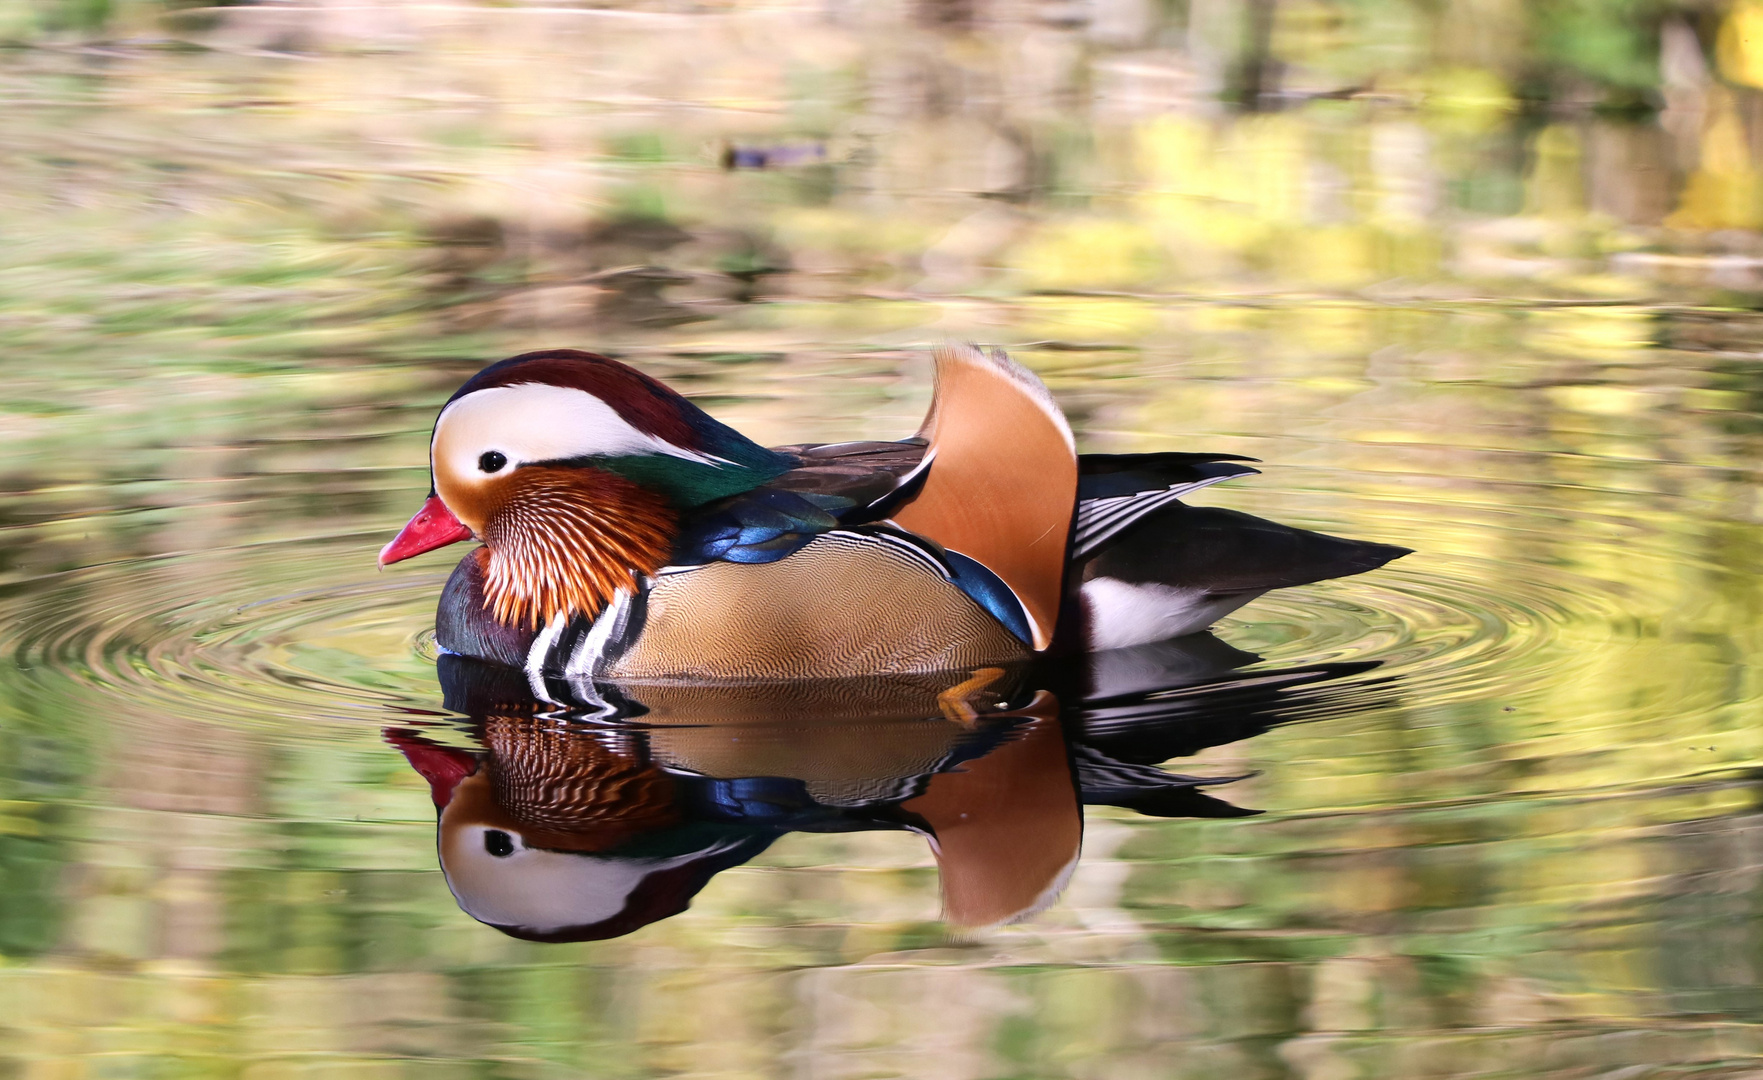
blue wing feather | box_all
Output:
[669,441,927,567]
[672,488,841,566]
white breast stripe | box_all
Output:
[556,587,636,679]
[525,613,571,703]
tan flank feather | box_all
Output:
[890,345,1078,650]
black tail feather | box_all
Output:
[1082,503,1411,594]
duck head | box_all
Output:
[379,350,791,627]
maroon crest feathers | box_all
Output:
[447,349,703,448]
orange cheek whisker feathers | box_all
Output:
[477,467,676,629]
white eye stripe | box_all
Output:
[432,384,726,482]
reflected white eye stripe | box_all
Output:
[431,383,726,482]
[439,822,746,933]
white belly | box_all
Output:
[1082,577,1265,652]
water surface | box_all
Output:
[2,6,1763,1075]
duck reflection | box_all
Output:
[387,636,1388,941]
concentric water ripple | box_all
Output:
[1221,545,1591,702]
[4,532,446,738]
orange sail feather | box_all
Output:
[890,344,1078,651]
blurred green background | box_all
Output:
[2,0,1763,1075]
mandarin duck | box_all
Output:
[381,345,1408,683]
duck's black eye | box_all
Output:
[484,830,515,857]
[478,451,508,474]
